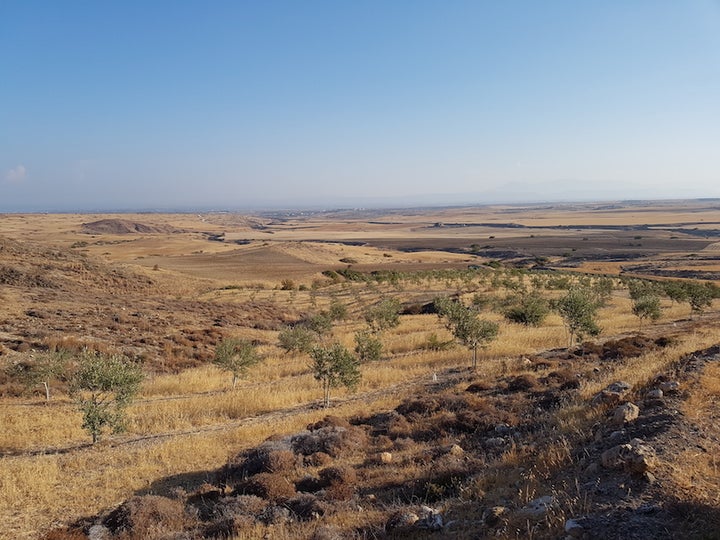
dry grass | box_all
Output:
[2,206,720,539]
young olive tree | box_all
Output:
[555,287,601,346]
[503,292,549,327]
[310,343,361,408]
[354,297,403,362]
[213,338,262,389]
[632,294,662,330]
[684,281,714,317]
[353,329,383,363]
[70,352,143,444]
[364,298,402,334]
[277,325,317,355]
[435,297,499,369]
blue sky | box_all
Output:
[1,1,719,211]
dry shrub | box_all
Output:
[216,495,268,518]
[505,374,539,392]
[396,397,441,418]
[235,472,297,502]
[223,439,296,481]
[545,369,580,390]
[319,465,357,501]
[286,494,329,521]
[601,335,656,361]
[202,495,267,537]
[292,425,368,458]
[305,451,334,467]
[102,495,193,537]
[466,381,492,393]
[296,475,324,493]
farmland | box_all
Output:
[1,200,720,539]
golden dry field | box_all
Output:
[1,200,720,539]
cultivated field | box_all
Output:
[1,200,720,539]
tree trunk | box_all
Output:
[232,374,237,389]
[472,346,477,370]
[43,381,50,402]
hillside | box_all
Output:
[0,206,719,539]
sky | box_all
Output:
[1,1,719,212]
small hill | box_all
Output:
[81,219,181,235]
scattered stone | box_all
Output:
[482,506,508,526]
[386,511,419,531]
[601,438,657,473]
[88,524,111,540]
[584,462,599,476]
[659,380,680,394]
[494,423,511,434]
[565,518,585,538]
[646,388,663,400]
[485,437,505,448]
[612,402,640,426]
[380,452,393,464]
[517,495,556,520]
[418,506,444,530]
[591,381,632,406]
[609,429,626,441]
[447,444,464,456]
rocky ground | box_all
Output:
[41,334,720,539]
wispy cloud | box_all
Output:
[5,165,27,183]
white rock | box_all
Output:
[565,518,585,537]
[612,402,640,425]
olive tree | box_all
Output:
[277,325,316,355]
[310,343,361,408]
[70,352,143,444]
[555,287,601,346]
[364,298,402,334]
[353,329,383,363]
[213,338,262,389]
[503,292,549,327]
[435,297,499,369]
[632,294,662,330]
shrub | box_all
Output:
[235,473,297,502]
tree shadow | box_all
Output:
[136,469,218,497]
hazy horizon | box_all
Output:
[2,1,719,212]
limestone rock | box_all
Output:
[380,452,393,464]
[601,438,657,473]
[612,402,640,425]
[386,511,419,531]
[517,495,556,521]
[485,437,505,448]
[591,381,631,406]
[418,506,444,530]
[565,518,585,538]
